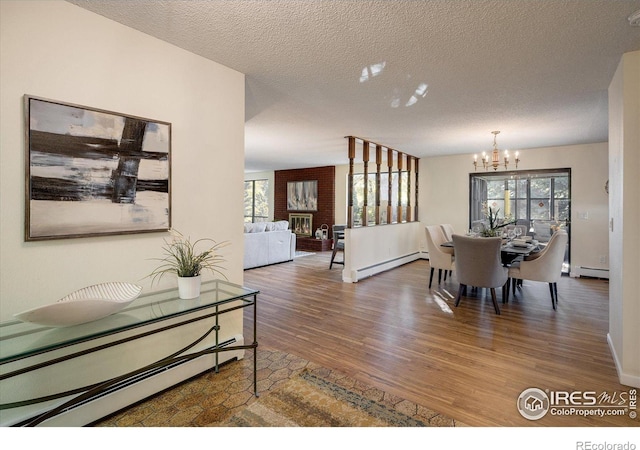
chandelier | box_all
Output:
[473,131,520,171]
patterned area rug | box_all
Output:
[219,367,460,427]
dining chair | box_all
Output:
[329,224,346,269]
[440,224,455,241]
[522,228,564,262]
[439,224,455,279]
[424,225,455,289]
[508,230,568,310]
[451,234,508,315]
[532,220,553,243]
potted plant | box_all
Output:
[149,230,228,299]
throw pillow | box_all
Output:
[244,222,267,233]
[273,220,289,231]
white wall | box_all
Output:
[0,2,245,320]
[608,50,640,388]
[342,222,422,282]
[417,142,610,276]
[335,164,349,225]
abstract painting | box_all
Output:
[25,96,171,240]
[287,180,317,211]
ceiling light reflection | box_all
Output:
[433,291,453,314]
[405,83,429,107]
[390,82,429,108]
[359,61,386,83]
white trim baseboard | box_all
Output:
[607,333,640,388]
[571,266,610,279]
[343,252,421,283]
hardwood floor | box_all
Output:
[243,252,637,427]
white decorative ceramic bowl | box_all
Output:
[14,282,143,327]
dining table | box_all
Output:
[441,238,541,266]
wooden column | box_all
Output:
[347,136,356,228]
[406,155,412,223]
[387,148,393,224]
[415,158,419,221]
[375,144,382,225]
[397,151,403,223]
[362,140,369,227]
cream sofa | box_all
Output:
[243,221,296,269]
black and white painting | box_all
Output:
[25,96,171,240]
[287,180,317,211]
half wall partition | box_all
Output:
[342,137,422,282]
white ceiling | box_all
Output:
[67,0,640,171]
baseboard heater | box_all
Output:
[575,266,610,279]
[350,252,421,282]
[16,334,244,427]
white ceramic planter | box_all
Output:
[177,275,202,299]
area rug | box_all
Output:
[219,368,460,427]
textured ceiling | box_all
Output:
[67,0,640,171]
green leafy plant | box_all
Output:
[481,202,516,237]
[149,230,228,285]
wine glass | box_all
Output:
[507,229,516,241]
[472,225,480,237]
[515,227,522,240]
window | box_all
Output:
[244,179,269,223]
[470,169,571,271]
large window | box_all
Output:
[244,179,269,223]
[471,169,571,224]
[470,169,571,271]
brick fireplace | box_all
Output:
[275,166,335,251]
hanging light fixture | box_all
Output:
[473,131,520,171]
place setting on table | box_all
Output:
[441,226,542,266]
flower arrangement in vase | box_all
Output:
[481,202,516,237]
[149,230,228,299]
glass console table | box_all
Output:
[0,280,259,427]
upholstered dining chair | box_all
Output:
[424,225,455,289]
[439,224,455,280]
[522,228,566,262]
[508,230,568,310]
[451,234,508,315]
[329,224,346,269]
[532,220,553,243]
[440,224,455,242]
